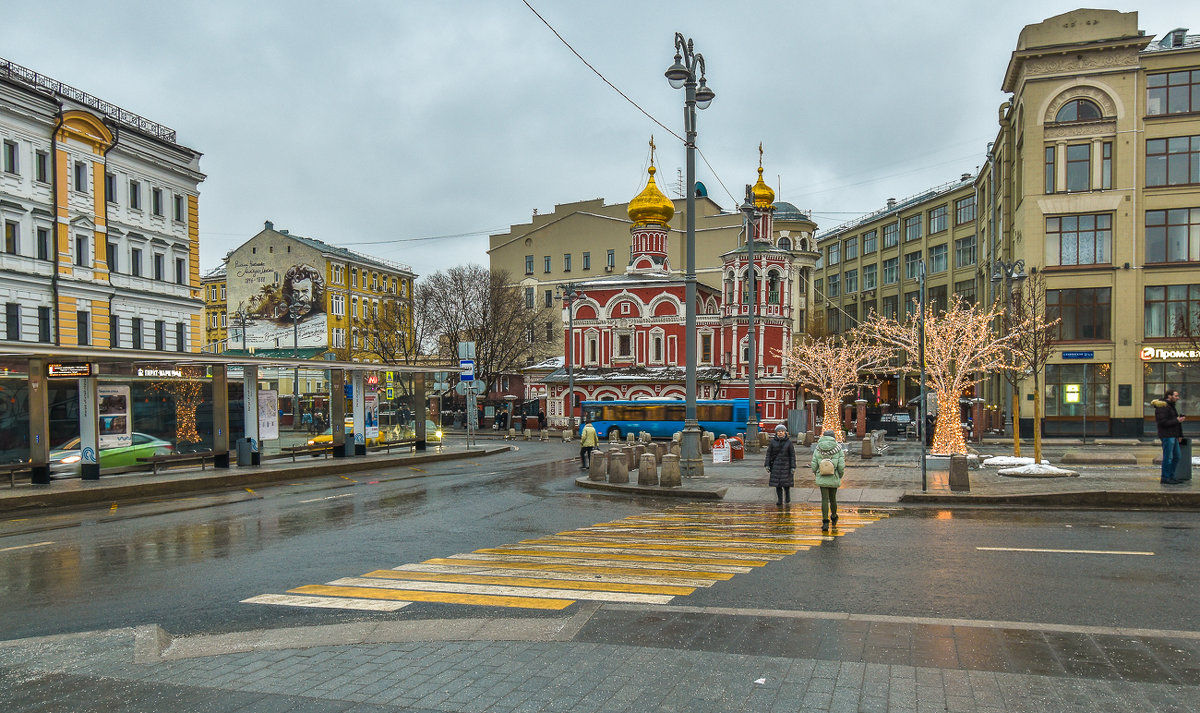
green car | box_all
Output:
[49,432,174,477]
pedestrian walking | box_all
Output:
[764,424,795,506]
[538,410,546,431]
[579,420,598,470]
[810,432,846,530]
[1153,389,1187,484]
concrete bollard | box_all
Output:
[758,431,770,448]
[609,430,620,444]
[589,451,608,481]
[701,432,712,454]
[672,432,682,443]
[638,453,658,485]
[634,444,646,465]
[626,433,636,445]
[523,428,531,441]
[949,454,970,492]
[659,453,681,487]
[669,443,681,458]
[562,429,572,443]
[803,431,813,446]
[540,429,549,442]
[622,446,638,472]
[607,449,629,484]
[861,437,874,459]
[508,428,517,441]
[654,442,665,464]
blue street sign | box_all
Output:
[460,359,475,381]
[1062,351,1094,360]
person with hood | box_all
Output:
[579,419,599,470]
[764,424,796,506]
[810,432,846,531]
[1153,389,1187,484]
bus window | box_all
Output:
[666,404,685,421]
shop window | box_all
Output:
[1047,287,1110,341]
[1044,363,1110,417]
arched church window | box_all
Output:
[768,271,782,305]
[777,237,791,250]
[1055,98,1102,123]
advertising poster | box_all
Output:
[258,390,279,440]
[364,393,379,439]
[98,385,132,449]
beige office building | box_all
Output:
[981,9,1200,437]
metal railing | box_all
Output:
[0,56,178,145]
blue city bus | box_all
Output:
[580,399,759,440]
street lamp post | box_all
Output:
[990,258,1027,442]
[557,283,584,435]
[665,32,716,477]
[918,259,928,492]
[739,186,759,452]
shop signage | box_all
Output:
[47,363,91,378]
[1064,384,1082,404]
[1140,346,1200,362]
[1062,351,1093,359]
[137,367,184,378]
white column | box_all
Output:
[78,368,99,480]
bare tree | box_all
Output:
[1006,273,1060,463]
[421,265,556,393]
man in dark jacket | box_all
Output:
[764,424,796,506]
[1154,389,1186,484]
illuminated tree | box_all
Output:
[862,296,1023,455]
[779,332,892,442]
[149,366,207,448]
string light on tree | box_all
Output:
[863,296,1025,455]
[779,333,891,442]
[149,367,205,446]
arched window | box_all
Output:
[740,338,750,363]
[653,334,663,363]
[777,237,792,250]
[768,271,782,305]
[724,273,734,305]
[1055,98,1102,123]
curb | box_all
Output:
[0,447,511,515]
[574,476,726,499]
[899,489,1200,508]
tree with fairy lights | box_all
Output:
[862,295,1024,455]
[149,366,206,450]
[779,332,892,442]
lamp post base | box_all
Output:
[679,419,705,477]
[745,422,760,453]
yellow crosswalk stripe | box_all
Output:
[427,556,741,579]
[541,533,818,549]
[520,537,803,555]
[327,577,676,604]
[363,569,695,595]
[474,547,771,566]
[392,563,719,588]
[290,584,572,610]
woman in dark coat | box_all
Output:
[764,424,796,506]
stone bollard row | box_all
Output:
[589,451,607,481]
[637,453,658,485]
[607,448,629,483]
[659,453,681,487]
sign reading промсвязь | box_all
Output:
[1140,346,1200,361]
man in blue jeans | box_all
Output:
[1154,389,1186,484]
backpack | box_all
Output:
[819,458,835,476]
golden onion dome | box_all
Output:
[628,165,675,227]
[752,165,775,209]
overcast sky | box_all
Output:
[2,2,1191,277]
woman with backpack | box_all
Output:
[764,424,796,506]
[810,432,846,531]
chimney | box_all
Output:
[264,220,273,231]
[886,198,897,209]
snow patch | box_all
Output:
[997,463,1079,477]
[981,456,1050,467]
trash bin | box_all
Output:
[1176,437,1193,482]
[236,437,258,466]
[729,436,744,461]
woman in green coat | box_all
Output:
[809,433,845,531]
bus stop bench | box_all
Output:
[2,463,31,488]
[369,439,415,454]
[137,450,218,475]
[281,444,333,462]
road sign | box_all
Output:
[458,342,476,359]
[385,371,394,383]
[385,386,395,400]
[1062,351,1094,359]
[460,359,475,381]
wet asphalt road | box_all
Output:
[1,438,1198,642]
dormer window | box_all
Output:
[1055,98,1102,123]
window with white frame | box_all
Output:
[863,263,877,290]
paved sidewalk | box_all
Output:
[576,438,1200,508]
[2,604,1197,712]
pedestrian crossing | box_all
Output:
[242,503,891,613]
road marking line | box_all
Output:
[298,493,354,504]
[393,563,720,587]
[245,488,256,495]
[536,535,813,551]
[328,576,675,604]
[477,545,775,564]
[241,594,411,611]
[441,553,751,574]
[563,529,830,544]
[977,547,1155,556]
[409,467,426,472]
[290,584,572,610]
[521,537,801,556]
[362,569,695,595]
[109,503,118,512]
[340,476,357,482]
[0,541,54,553]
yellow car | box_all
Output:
[306,418,442,447]
[306,417,385,448]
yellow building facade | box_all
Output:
[201,265,228,352]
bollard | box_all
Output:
[654,442,665,464]
[669,443,681,458]
[589,451,608,482]
[949,454,970,492]
[626,433,636,445]
[861,437,874,459]
[562,429,572,443]
[607,449,629,484]
[638,453,658,485]
[620,446,636,472]
[540,429,548,442]
[672,432,682,443]
[508,428,516,441]
[701,432,712,455]
[610,430,620,444]
[803,431,813,446]
[659,453,681,487]
[758,431,770,448]
[523,428,531,441]
[634,444,646,465]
